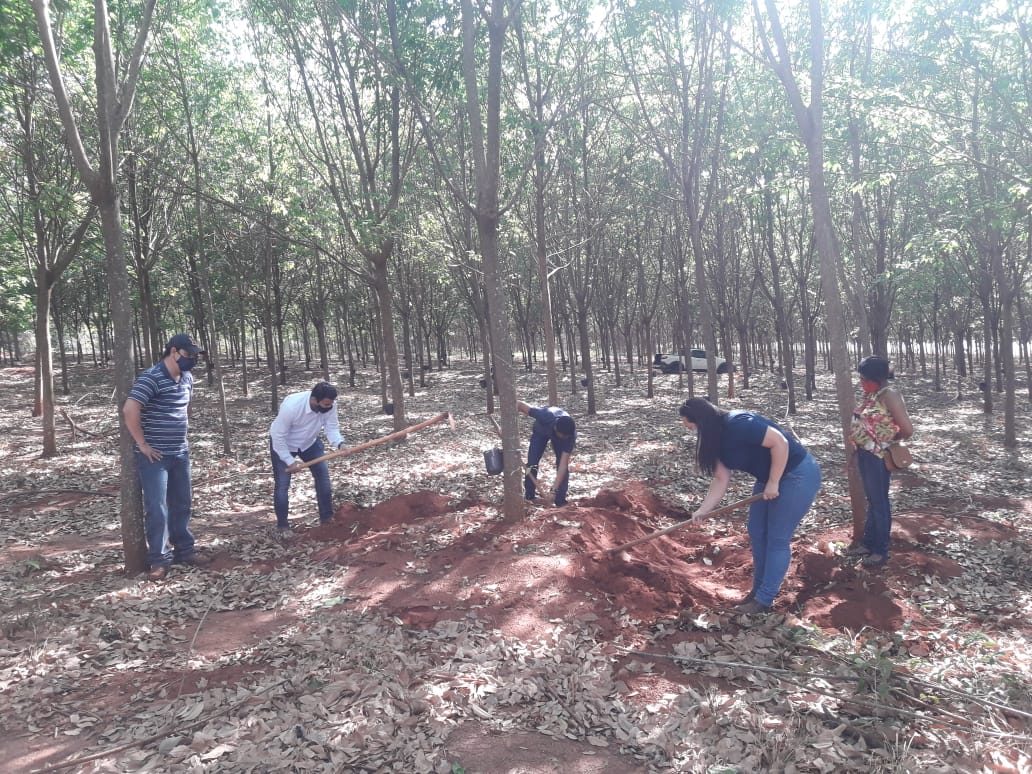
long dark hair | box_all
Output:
[679,398,727,476]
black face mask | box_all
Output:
[177,354,197,372]
[313,403,333,413]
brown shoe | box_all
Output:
[147,565,169,581]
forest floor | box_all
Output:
[1,358,1030,773]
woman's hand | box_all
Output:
[763,480,780,500]
[691,508,709,525]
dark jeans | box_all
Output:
[857,448,892,556]
[747,453,821,606]
[524,432,569,505]
[270,438,334,527]
[136,450,195,568]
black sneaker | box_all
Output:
[175,554,210,567]
[844,542,872,557]
[861,553,888,568]
[734,599,771,615]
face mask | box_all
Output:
[177,354,197,372]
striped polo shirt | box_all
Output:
[127,361,193,455]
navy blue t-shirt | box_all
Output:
[718,411,805,481]
[528,406,576,455]
[127,361,193,455]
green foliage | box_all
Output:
[0,0,1025,389]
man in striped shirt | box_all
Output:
[269,382,347,531]
[123,333,205,580]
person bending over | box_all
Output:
[679,397,821,614]
[269,381,346,531]
[517,400,576,507]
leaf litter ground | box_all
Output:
[1,362,1030,773]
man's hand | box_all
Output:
[691,508,709,525]
[286,462,304,474]
[138,442,162,462]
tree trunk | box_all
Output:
[101,194,147,575]
[34,276,57,456]
[371,254,407,429]
[757,0,866,541]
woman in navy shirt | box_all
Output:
[679,398,821,614]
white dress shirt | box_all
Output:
[270,391,346,465]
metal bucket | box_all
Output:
[483,447,503,475]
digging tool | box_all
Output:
[523,466,554,505]
[294,411,453,469]
[604,494,764,554]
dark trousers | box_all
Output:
[524,433,569,505]
[857,448,892,556]
[270,439,334,527]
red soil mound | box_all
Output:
[295,481,993,640]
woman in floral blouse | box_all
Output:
[848,356,914,568]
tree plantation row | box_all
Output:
[1,0,1029,547]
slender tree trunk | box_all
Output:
[371,254,406,428]
[757,0,866,540]
[101,194,147,574]
[35,277,57,456]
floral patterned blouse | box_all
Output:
[849,386,899,456]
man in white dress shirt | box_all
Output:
[269,382,346,530]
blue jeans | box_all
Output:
[136,450,195,568]
[524,432,569,504]
[857,448,892,556]
[270,439,334,527]
[747,453,821,606]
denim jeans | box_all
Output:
[524,432,569,504]
[747,453,821,606]
[136,450,195,568]
[270,438,334,527]
[857,448,892,556]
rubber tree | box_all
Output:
[614,0,731,403]
[752,0,867,541]
[385,0,535,518]
[510,2,594,406]
[1,5,97,456]
[457,0,525,518]
[251,0,414,429]
[163,26,232,454]
[31,0,158,573]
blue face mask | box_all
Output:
[177,353,197,372]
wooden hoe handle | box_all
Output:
[605,494,765,554]
[295,412,452,469]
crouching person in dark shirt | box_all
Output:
[517,401,576,506]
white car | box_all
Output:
[653,350,730,374]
